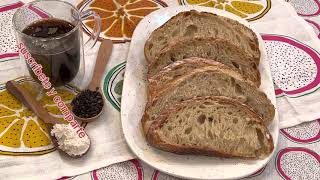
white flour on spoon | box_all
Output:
[51,124,90,156]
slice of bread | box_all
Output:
[142,65,274,134]
[149,57,260,90]
[146,96,274,159]
[144,10,260,64]
[148,38,260,86]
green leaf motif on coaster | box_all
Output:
[114,80,124,95]
[103,62,126,112]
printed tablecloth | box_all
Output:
[0,0,319,179]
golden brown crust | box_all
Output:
[146,96,274,159]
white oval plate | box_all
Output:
[121,5,279,180]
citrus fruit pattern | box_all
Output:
[276,147,320,180]
[103,62,126,111]
[77,0,167,43]
[0,1,50,62]
[280,120,320,144]
[91,159,143,180]
[305,19,320,39]
[179,0,271,21]
[0,77,78,155]
[0,1,24,62]
[263,34,320,97]
[274,83,285,97]
[152,170,183,180]
[287,0,320,17]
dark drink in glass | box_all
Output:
[22,18,80,87]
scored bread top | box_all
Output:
[146,96,274,159]
[144,10,260,64]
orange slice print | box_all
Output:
[77,0,167,43]
[106,18,123,38]
[0,77,80,155]
[123,16,136,37]
[179,0,271,21]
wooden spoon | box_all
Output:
[88,39,113,91]
[72,39,113,122]
[5,80,90,157]
[6,81,61,124]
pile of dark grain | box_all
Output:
[72,89,103,118]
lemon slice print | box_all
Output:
[179,0,271,21]
[77,0,168,43]
[0,77,79,155]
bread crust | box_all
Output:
[142,62,275,133]
[148,57,261,95]
[148,58,248,99]
[146,96,274,159]
[144,10,260,64]
[147,37,260,82]
[141,10,274,160]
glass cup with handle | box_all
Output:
[12,0,101,88]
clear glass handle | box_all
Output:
[80,10,101,48]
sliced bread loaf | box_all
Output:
[149,56,260,89]
[142,66,274,134]
[148,38,260,85]
[144,10,260,64]
[146,96,274,159]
